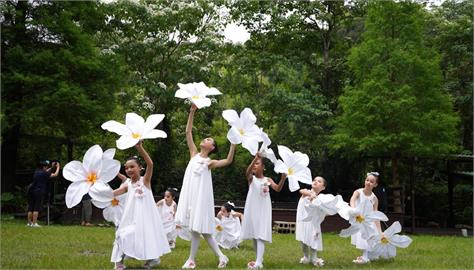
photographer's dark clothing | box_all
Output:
[27,169,51,212]
[30,170,51,194]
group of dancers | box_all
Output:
[73,103,410,269]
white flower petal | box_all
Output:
[222,110,240,126]
[116,136,139,150]
[242,137,260,155]
[390,235,412,248]
[83,145,103,174]
[125,113,145,134]
[274,159,288,174]
[288,177,301,192]
[103,149,116,160]
[143,114,165,132]
[339,224,360,237]
[99,159,121,183]
[260,130,271,149]
[92,199,111,209]
[192,97,212,109]
[291,152,310,169]
[89,181,114,200]
[293,167,313,184]
[65,181,90,208]
[367,211,389,222]
[240,108,257,125]
[277,145,293,164]
[227,128,243,144]
[63,161,87,182]
[101,121,131,136]
[175,88,192,99]
[384,221,402,237]
[206,87,222,96]
[142,129,167,139]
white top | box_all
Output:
[158,200,176,235]
[240,176,272,242]
[175,154,216,235]
[111,178,171,262]
[351,188,378,249]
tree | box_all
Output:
[331,1,460,212]
[1,0,122,190]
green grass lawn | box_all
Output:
[1,217,473,269]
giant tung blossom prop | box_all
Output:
[91,186,127,227]
[368,221,412,260]
[101,112,167,150]
[175,82,222,109]
[222,108,262,155]
[274,145,312,192]
[63,145,121,208]
[339,200,388,239]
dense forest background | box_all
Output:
[1,0,472,227]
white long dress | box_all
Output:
[240,176,272,243]
[215,212,242,249]
[157,200,177,244]
[296,193,342,250]
[175,154,216,235]
[351,188,378,250]
[111,178,171,262]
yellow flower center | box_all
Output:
[288,167,294,175]
[355,215,365,223]
[191,95,200,99]
[87,173,97,185]
[238,128,245,136]
[132,133,141,139]
[111,198,119,206]
[381,237,389,245]
[216,225,223,232]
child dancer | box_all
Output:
[215,201,243,249]
[156,187,178,249]
[175,104,237,269]
[350,172,382,264]
[296,176,343,267]
[241,153,287,269]
[110,141,170,270]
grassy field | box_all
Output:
[1,217,473,269]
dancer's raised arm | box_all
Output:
[245,153,262,184]
[135,141,153,189]
[186,104,199,158]
[209,144,236,169]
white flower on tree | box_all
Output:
[101,112,167,150]
[175,81,222,109]
[63,145,120,208]
[222,108,262,155]
[274,145,312,192]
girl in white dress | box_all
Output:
[175,104,237,269]
[156,188,178,249]
[349,172,382,264]
[296,176,344,267]
[110,141,171,270]
[215,201,243,249]
[241,153,287,269]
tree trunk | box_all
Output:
[391,153,402,213]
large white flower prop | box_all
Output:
[368,221,413,260]
[222,108,262,155]
[91,186,127,226]
[339,200,388,239]
[274,145,312,192]
[101,112,167,150]
[63,145,121,208]
[258,129,277,164]
[175,82,222,109]
[302,194,345,222]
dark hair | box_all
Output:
[209,139,218,155]
[126,156,142,166]
[318,176,327,187]
[367,172,380,183]
[166,187,178,198]
[223,202,235,212]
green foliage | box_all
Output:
[331,1,460,158]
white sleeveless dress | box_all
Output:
[111,178,171,262]
[240,176,272,243]
[351,188,377,249]
[215,212,242,249]
[175,154,216,235]
[158,201,177,243]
